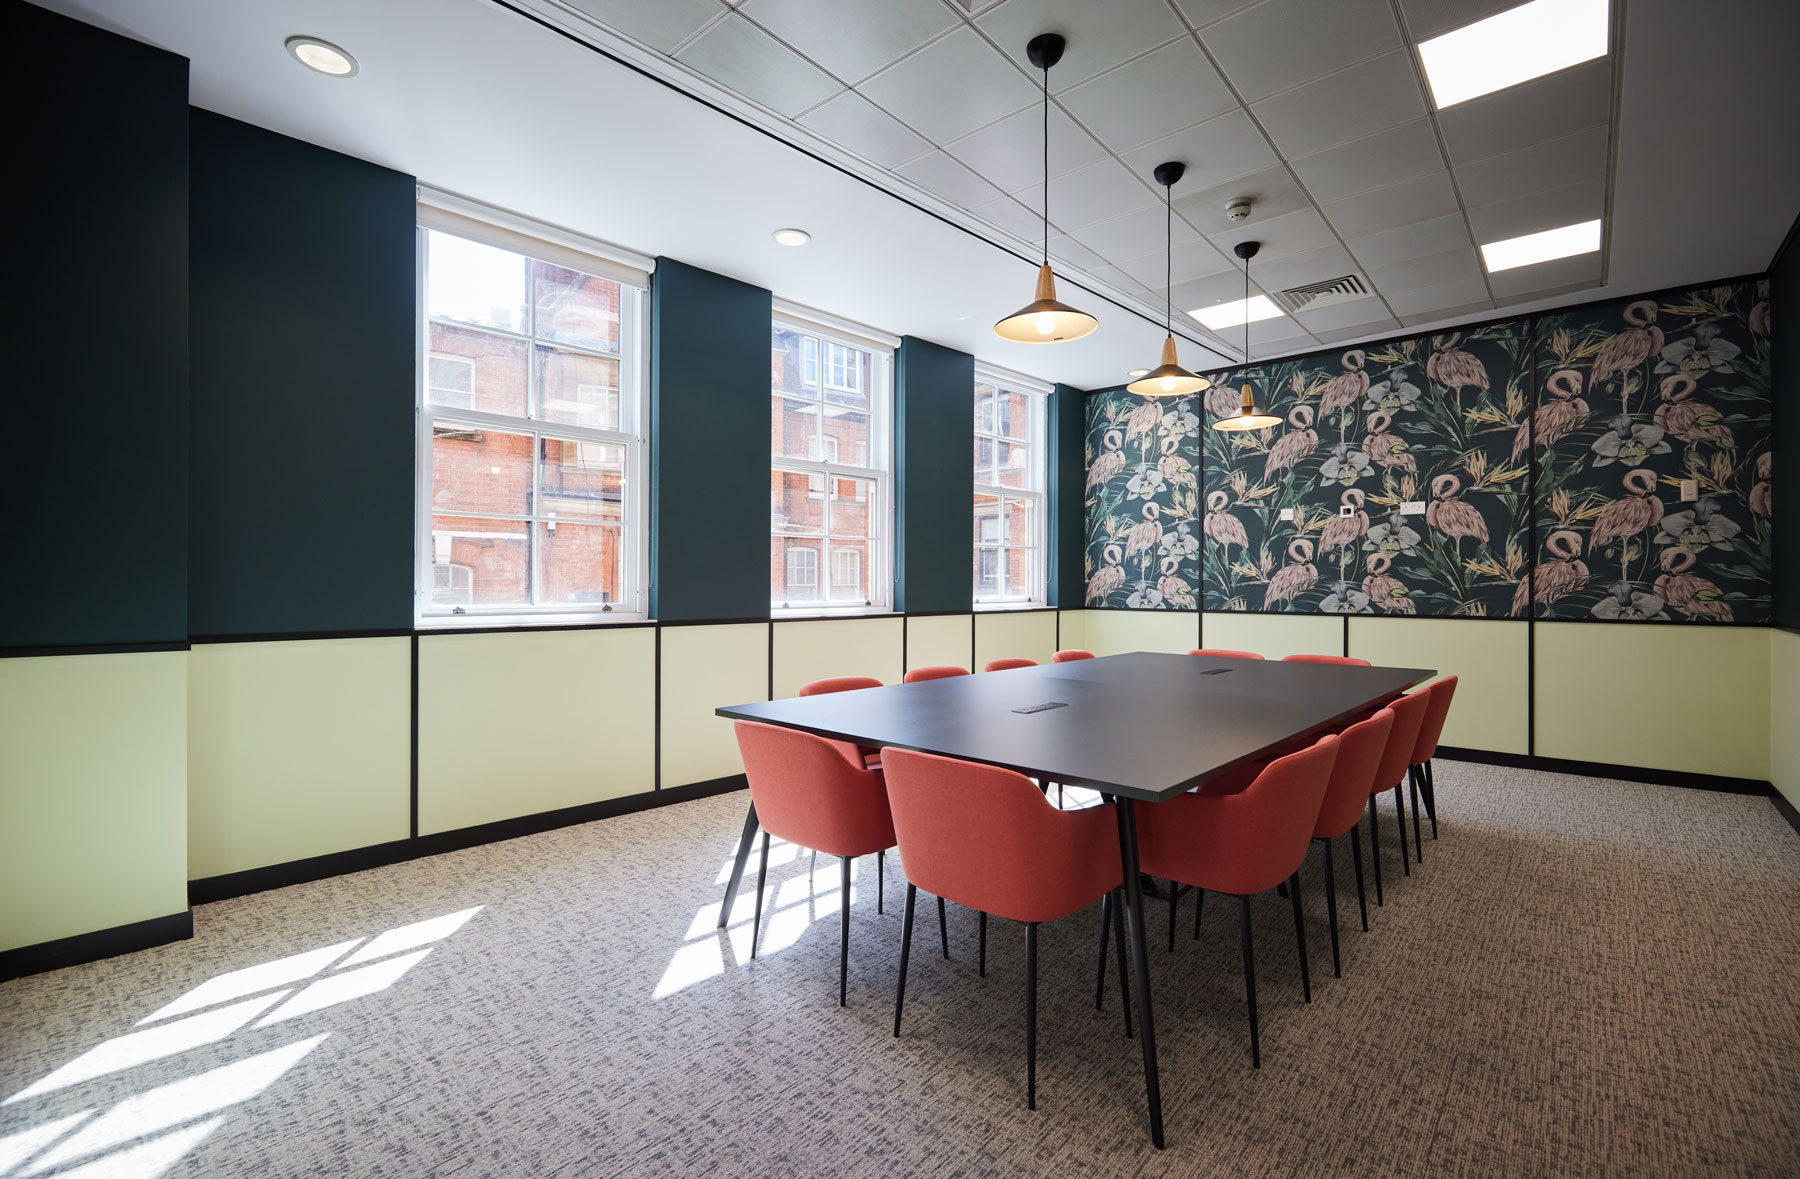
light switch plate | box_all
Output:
[1280,508,1295,521]
[1680,479,1698,502]
[1340,504,1357,517]
[1401,501,1426,515]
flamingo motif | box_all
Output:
[1318,350,1368,438]
[1362,553,1413,614]
[1157,436,1197,488]
[1157,557,1193,608]
[1264,404,1317,478]
[1318,489,1368,553]
[1086,544,1124,604]
[1264,539,1317,609]
[1361,411,1413,470]
[1588,468,1664,581]
[1750,280,1771,338]
[1511,530,1587,616]
[1205,380,1244,422]
[1511,368,1588,460]
[1750,451,1772,520]
[1124,398,1162,441]
[1652,375,1733,447]
[1425,473,1488,559]
[1427,333,1489,395]
[1589,300,1663,398]
[1202,489,1249,555]
[1086,429,1125,491]
[1654,548,1733,621]
[1123,502,1163,560]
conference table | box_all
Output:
[714,651,1434,1147]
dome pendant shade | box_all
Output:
[994,264,1099,343]
[1212,383,1282,432]
[1127,335,1209,396]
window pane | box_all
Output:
[973,547,1001,599]
[827,540,870,602]
[974,383,997,433]
[539,521,622,606]
[973,436,995,482]
[540,438,624,521]
[995,439,1030,489]
[427,231,528,334]
[823,345,872,410]
[533,261,620,353]
[773,536,823,601]
[771,468,824,534]
[427,324,528,417]
[830,476,874,538]
[770,326,817,397]
[771,395,820,462]
[996,389,1031,440]
[432,422,533,515]
[431,516,529,607]
[537,346,620,430]
[973,493,1001,546]
[1004,496,1036,550]
[822,406,871,466]
[1005,547,1034,599]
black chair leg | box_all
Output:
[1395,785,1411,877]
[1368,797,1384,907]
[1193,883,1205,940]
[1409,769,1424,863]
[839,856,852,1007]
[1350,823,1369,931]
[938,896,950,960]
[877,849,885,914]
[1110,887,1134,1040]
[1095,893,1111,1011]
[751,832,771,959]
[1024,922,1039,1110]
[893,884,916,1037]
[1288,871,1311,1003]
[1425,761,1439,837]
[1238,895,1260,1068]
[1321,838,1341,978]
[979,911,988,978]
[1167,881,1179,952]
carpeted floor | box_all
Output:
[3,763,1797,1178]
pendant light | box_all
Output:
[1212,240,1283,432]
[993,34,1098,344]
[1128,162,1209,397]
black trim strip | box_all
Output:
[0,641,189,659]
[191,629,413,644]
[1436,746,1771,796]
[653,625,662,790]
[1772,790,1800,840]
[1,911,193,983]
[409,635,420,838]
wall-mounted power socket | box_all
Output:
[1679,479,1699,502]
[1279,508,1295,521]
[1400,501,1426,515]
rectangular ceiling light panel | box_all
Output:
[1418,0,1609,109]
[1188,295,1284,331]
[1479,218,1602,271]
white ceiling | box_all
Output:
[36,0,1800,391]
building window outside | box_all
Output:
[419,224,644,621]
[973,369,1046,605]
[770,316,892,611]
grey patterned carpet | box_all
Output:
[3,763,1797,1178]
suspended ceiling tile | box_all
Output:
[1290,118,1447,204]
[798,90,932,167]
[1117,109,1280,193]
[564,0,725,53]
[1200,0,1403,102]
[1247,318,1315,352]
[972,194,1050,241]
[738,0,958,84]
[1297,300,1399,334]
[1486,252,1605,300]
[1436,57,1612,163]
[1113,237,1234,290]
[943,104,1107,193]
[1207,207,1339,262]
[1317,318,1403,344]
[1346,212,1473,270]
[1011,158,1155,229]
[1397,297,1497,328]
[1250,49,1430,159]
[1070,202,1197,259]
[1384,274,1491,317]
[1366,246,1483,291]
[1173,0,1264,29]
[1252,243,1359,293]
[1047,233,1108,271]
[1175,269,1263,316]
[1465,177,1606,244]
[859,26,1039,143]
[1320,170,1460,239]
[896,150,1008,209]
[1454,126,1610,211]
[675,14,844,117]
[1060,39,1238,152]
[1173,165,1313,236]
[1396,0,1522,41]
[976,0,1189,91]
[1090,263,1156,301]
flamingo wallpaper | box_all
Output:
[1084,278,1774,624]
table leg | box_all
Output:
[1112,796,1165,1149]
[718,801,760,928]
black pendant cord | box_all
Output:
[1243,252,1251,366]
[1164,187,1172,335]
[1041,62,1049,265]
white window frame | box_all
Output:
[770,304,896,614]
[414,210,650,626]
[973,364,1049,608]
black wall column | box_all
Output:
[1771,218,1798,628]
[1048,383,1088,608]
[895,337,975,614]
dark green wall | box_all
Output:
[650,260,772,621]
[187,111,417,637]
[1048,383,1088,608]
[1774,222,1799,629]
[2,3,190,650]
[895,337,975,614]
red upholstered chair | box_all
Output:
[1364,690,1431,907]
[1189,648,1263,660]
[799,676,884,772]
[903,665,968,683]
[881,748,1126,1109]
[1281,653,1372,666]
[1051,649,1095,663]
[1308,707,1395,973]
[983,657,1038,672]
[1133,734,1340,1067]
[1407,676,1459,846]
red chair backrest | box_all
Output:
[733,721,895,858]
[1190,648,1264,660]
[1370,690,1430,796]
[983,657,1038,672]
[1051,649,1095,662]
[903,665,968,683]
[799,675,882,696]
[1282,653,1371,666]
[1409,676,1459,764]
[1314,707,1394,840]
[879,748,1123,924]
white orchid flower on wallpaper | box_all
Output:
[1590,415,1672,467]
[1590,580,1667,620]
[1656,321,1741,379]
[1654,497,1742,552]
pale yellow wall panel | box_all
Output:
[1,652,188,952]
[1200,613,1343,661]
[1771,629,1800,808]
[905,614,973,674]
[770,617,904,698]
[1348,618,1528,754]
[187,638,411,879]
[1057,611,1087,655]
[1536,623,1769,780]
[418,628,656,835]
[1081,610,1198,656]
[660,624,769,788]
[975,610,1057,669]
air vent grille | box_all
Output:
[1272,274,1369,313]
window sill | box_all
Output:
[770,606,897,622]
[973,602,1052,613]
[417,611,650,633]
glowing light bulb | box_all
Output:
[1034,312,1057,336]
[1239,413,1252,425]
[1160,375,1177,392]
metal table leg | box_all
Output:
[718,801,760,928]
[1112,796,1165,1148]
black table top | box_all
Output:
[716,652,1434,803]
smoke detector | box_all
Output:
[1225,198,1253,223]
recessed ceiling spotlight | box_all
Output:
[1126,369,1149,378]
[1417,0,1607,109]
[1480,219,1603,272]
[285,36,358,77]
[1188,295,1283,332]
[772,228,810,247]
